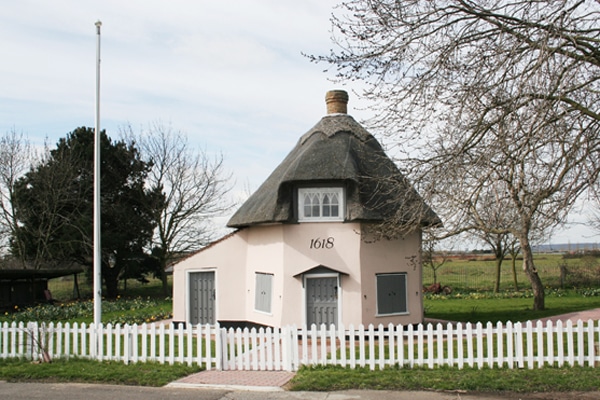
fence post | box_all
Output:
[536,320,544,368]
[123,324,131,364]
[566,320,575,366]
[587,319,596,367]
[26,322,36,361]
[515,322,524,369]
[97,323,104,362]
[219,327,229,370]
[281,325,296,371]
[281,326,289,371]
[89,323,96,359]
[214,324,223,371]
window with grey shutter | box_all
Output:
[376,273,408,315]
[255,272,273,313]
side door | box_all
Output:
[189,271,215,325]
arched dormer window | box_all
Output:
[298,187,344,222]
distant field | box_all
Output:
[48,275,171,302]
[47,254,600,301]
[423,253,600,291]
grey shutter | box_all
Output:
[376,273,407,315]
[255,273,273,313]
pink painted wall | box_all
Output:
[359,230,423,326]
[172,222,423,327]
[280,222,363,326]
[172,231,249,323]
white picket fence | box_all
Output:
[1,320,599,371]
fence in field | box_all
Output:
[1,320,599,371]
[423,260,600,290]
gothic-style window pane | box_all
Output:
[304,194,312,217]
[322,194,331,217]
[330,193,339,217]
[312,202,320,217]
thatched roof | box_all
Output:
[227,92,440,229]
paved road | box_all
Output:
[3,382,600,400]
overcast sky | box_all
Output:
[1,1,597,246]
[0,0,365,182]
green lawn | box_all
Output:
[2,276,173,325]
[288,365,600,393]
[424,289,600,323]
[424,253,600,291]
[2,296,172,325]
[0,358,201,387]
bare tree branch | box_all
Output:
[122,122,233,294]
[0,129,35,260]
[316,0,600,310]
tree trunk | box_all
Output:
[511,254,519,291]
[494,256,502,293]
[103,266,120,299]
[72,273,80,299]
[160,261,169,296]
[521,241,545,310]
[156,249,170,296]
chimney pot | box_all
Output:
[325,90,349,114]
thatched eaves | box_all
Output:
[227,91,440,229]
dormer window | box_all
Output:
[298,187,344,222]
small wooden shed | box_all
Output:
[0,268,81,309]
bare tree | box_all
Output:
[590,183,600,234]
[315,0,600,310]
[422,230,450,287]
[462,183,535,293]
[473,231,513,293]
[0,129,35,259]
[123,122,233,294]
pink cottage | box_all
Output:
[172,90,439,328]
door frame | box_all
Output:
[303,272,342,327]
[186,269,217,325]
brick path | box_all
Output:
[168,370,295,391]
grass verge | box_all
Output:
[0,358,202,387]
[288,365,600,393]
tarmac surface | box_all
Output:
[2,381,600,400]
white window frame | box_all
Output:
[298,187,344,222]
[375,273,408,316]
[254,272,273,314]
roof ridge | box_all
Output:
[299,114,372,145]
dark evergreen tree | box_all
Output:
[12,127,164,298]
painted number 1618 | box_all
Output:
[309,237,334,249]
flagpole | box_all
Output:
[93,20,102,328]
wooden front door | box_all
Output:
[306,276,338,327]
